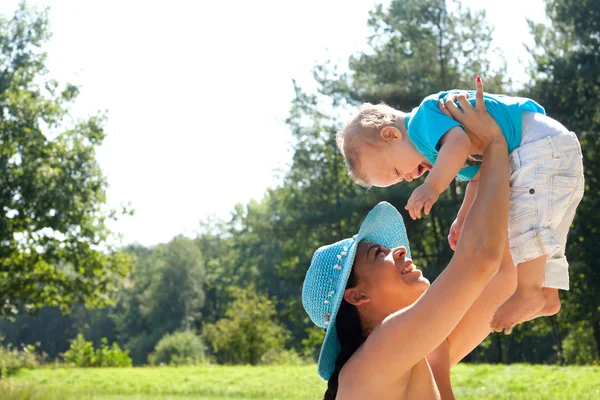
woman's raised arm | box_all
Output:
[345,76,510,379]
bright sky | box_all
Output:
[1,0,546,246]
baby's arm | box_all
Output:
[406,126,472,219]
[448,172,480,250]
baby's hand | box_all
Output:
[405,182,440,220]
[448,216,466,251]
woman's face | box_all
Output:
[347,241,430,317]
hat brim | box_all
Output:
[317,202,411,380]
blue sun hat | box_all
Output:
[302,201,411,380]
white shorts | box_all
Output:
[508,131,584,290]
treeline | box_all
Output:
[1,0,599,366]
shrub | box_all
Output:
[63,334,131,367]
[94,338,132,367]
[0,344,38,378]
[301,326,325,362]
[260,349,308,366]
[562,322,599,365]
[203,287,289,365]
[148,331,206,366]
[63,334,95,367]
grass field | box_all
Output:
[0,364,598,399]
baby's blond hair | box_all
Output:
[336,103,404,186]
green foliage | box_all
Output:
[0,305,119,363]
[114,237,206,364]
[196,218,238,325]
[525,0,600,360]
[63,334,130,368]
[0,0,598,370]
[319,0,507,108]
[0,343,38,379]
[148,330,206,366]
[260,349,308,366]
[269,0,510,350]
[203,287,289,365]
[301,325,325,361]
[93,338,132,368]
[0,2,133,317]
[562,322,599,365]
[62,334,94,367]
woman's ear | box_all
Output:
[344,287,371,307]
[380,126,403,141]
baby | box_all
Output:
[336,77,584,333]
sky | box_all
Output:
[0,0,546,246]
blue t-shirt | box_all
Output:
[404,90,545,181]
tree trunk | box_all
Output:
[496,334,504,364]
[463,350,473,363]
[449,181,459,203]
[593,320,600,361]
[550,316,565,364]
[436,9,448,88]
[332,140,343,239]
[183,301,190,331]
[430,208,443,258]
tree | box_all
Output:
[319,0,506,109]
[203,287,288,365]
[525,0,600,360]
[114,237,206,364]
[0,3,132,317]
[196,216,237,325]
[0,303,118,360]
[275,0,506,350]
[5,0,595,367]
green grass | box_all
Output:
[452,364,600,399]
[0,364,598,399]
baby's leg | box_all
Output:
[490,255,546,333]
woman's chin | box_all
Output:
[414,275,430,290]
[412,271,430,290]
[401,269,430,286]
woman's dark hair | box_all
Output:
[324,267,365,400]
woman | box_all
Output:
[302,77,516,399]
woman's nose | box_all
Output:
[392,247,406,259]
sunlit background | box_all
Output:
[1,0,546,245]
[1,1,599,398]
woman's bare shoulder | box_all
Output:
[339,349,441,400]
[338,330,413,390]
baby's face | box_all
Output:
[359,139,431,187]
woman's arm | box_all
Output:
[347,77,510,378]
[446,242,516,366]
[437,97,516,366]
[427,339,455,400]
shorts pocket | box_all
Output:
[508,188,538,235]
[550,175,581,225]
[509,158,540,234]
[509,158,537,189]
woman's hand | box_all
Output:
[437,76,503,153]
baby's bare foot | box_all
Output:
[490,287,545,334]
[523,288,561,322]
